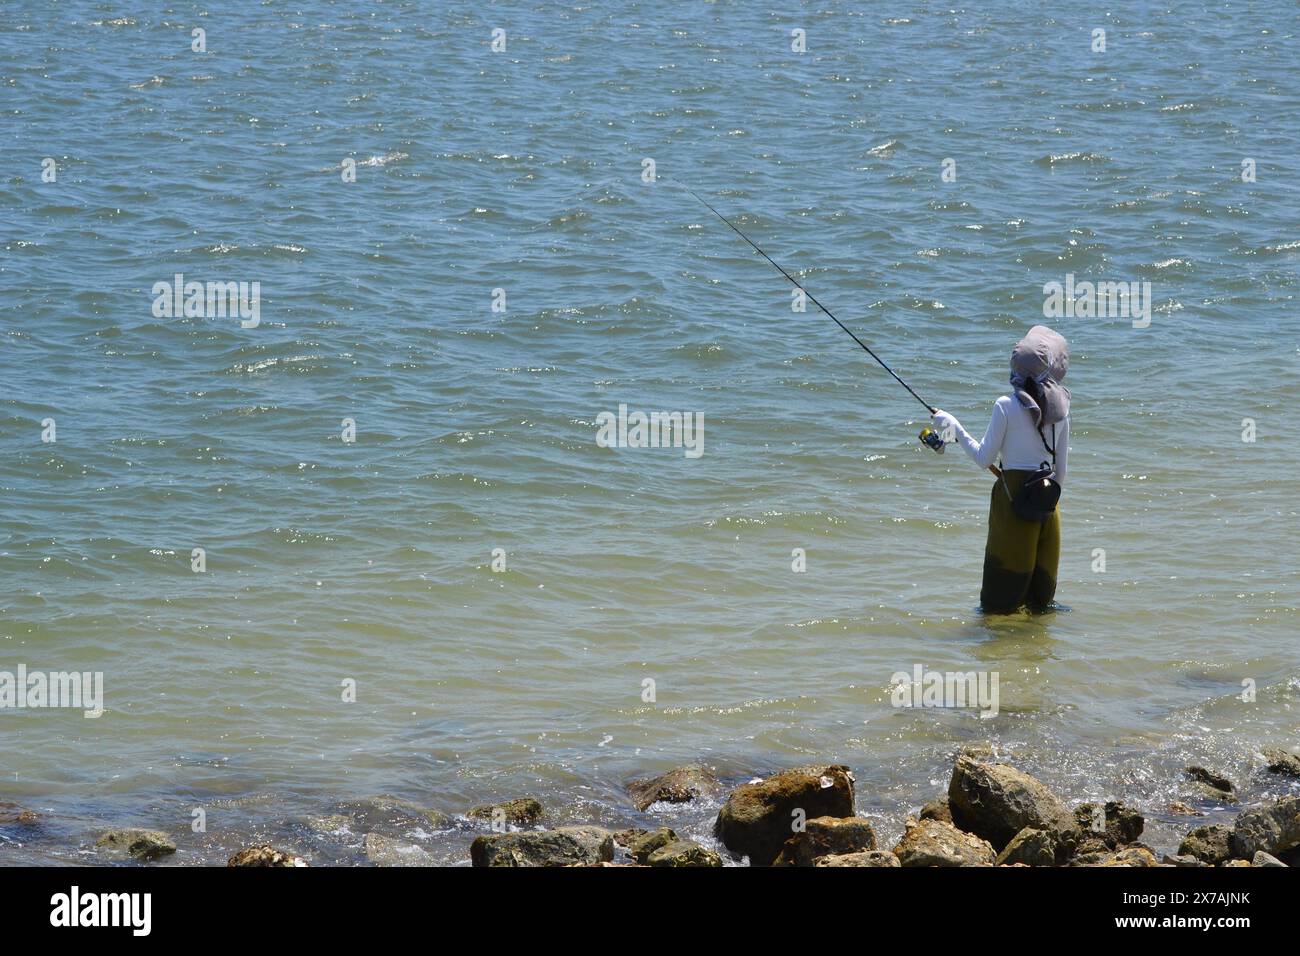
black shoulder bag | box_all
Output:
[1003,423,1060,522]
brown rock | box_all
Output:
[571,861,639,867]
[714,765,855,866]
[95,828,176,861]
[1103,801,1144,845]
[1178,823,1233,865]
[646,839,723,867]
[613,827,647,847]
[773,815,877,867]
[893,818,996,867]
[919,796,953,824]
[1185,766,1234,792]
[1097,846,1157,867]
[0,803,39,825]
[228,844,307,867]
[996,827,1058,866]
[947,757,1078,858]
[1230,796,1300,859]
[1185,766,1237,803]
[1262,748,1300,777]
[467,798,543,826]
[470,825,615,867]
[815,850,900,867]
[627,764,719,811]
[1075,801,1144,849]
[628,827,677,864]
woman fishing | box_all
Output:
[930,326,1071,614]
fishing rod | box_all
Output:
[687,188,948,453]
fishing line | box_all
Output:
[685,187,937,416]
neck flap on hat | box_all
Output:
[1010,325,1070,426]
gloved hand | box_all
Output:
[931,409,960,439]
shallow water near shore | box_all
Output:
[2,3,1299,864]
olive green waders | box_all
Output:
[981,469,1060,613]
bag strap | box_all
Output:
[1037,422,1056,468]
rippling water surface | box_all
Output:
[1,2,1298,864]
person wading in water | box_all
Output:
[930,326,1071,614]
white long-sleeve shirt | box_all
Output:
[942,395,1069,486]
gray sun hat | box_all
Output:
[1010,325,1070,426]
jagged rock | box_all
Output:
[1074,803,1101,833]
[919,796,953,824]
[646,839,723,867]
[95,828,176,860]
[228,844,307,867]
[0,803,39,825]
[1076,800,1145,848]
[1262,748,1300,777]
[1168,802,1201,816]
[628,827,677,863]
[1230,796,1300,858]
[1074,835,1111,858]
[470,825,615,867]
[614,828,647,847]
[627,764,719,811]
[1252,851,1286,867]
[574,861,639,867]
[1162,854,1209,867]
[467,798,543,826]
[772,816,877,866]
[1103,802,1144,844]
[1070,849,1110,866]
[364,833,434,866]
[893,818,996,867]
[947,757,1079,857]
[815,850,900,867]
[715,765,855,866]
[1185,766,1236,803]
[996,827,1057,866]
[1097,846,1157,867]
[1179,823,1233,865]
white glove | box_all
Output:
[931,409,960,438]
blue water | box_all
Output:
[1,2,1297,864]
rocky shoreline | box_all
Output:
[4,748,1298,867]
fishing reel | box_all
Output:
[918,427,946,454]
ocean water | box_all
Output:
[1,2,1298,865]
